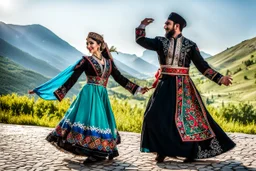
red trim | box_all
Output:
[161,66,189,75]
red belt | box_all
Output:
[161,66,189,75]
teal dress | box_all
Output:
[34,56,139,158]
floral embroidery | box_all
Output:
[52,119,118,152]
[175,75,215,142]
[197,138,223,159]
[178,38,195,67]
[156,37,170,58]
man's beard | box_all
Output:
[165,29,175,39]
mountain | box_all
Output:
[0,21,83,70]
[0,38,60,77]
[131,57,158,75]
[112,52,158,76]
[200,51,212,58]
[190,36,256,106]
[140,50,159,67]
[112,58,148,78]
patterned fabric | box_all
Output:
[156,37,170,58]
[136,28,146,41]
[197,138,223,159]
[102,59,112,79]
[178,38,195,66]
[53,119,117,152]
[125,82,137,94]
[161,66,189,75]
[86,56,103,76]
[175,75,215,142]
[203,68,218,80]
[172,36,183,66]
[54,86,67,101]
[85,56,112,87]
[87,76,108,87]
[203,68,223,85]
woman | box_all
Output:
[29,32,148,163]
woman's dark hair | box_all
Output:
[89,37,111,59]
[90,37,105,51]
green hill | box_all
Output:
[0,38,60,77]
[0,56,48,95]
[0,56,81,97]
[190,37,256,107]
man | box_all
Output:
[135,12,235,162]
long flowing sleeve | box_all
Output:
[54,58,86,101]
[135,26,160,51]
[191,44,223,85]
[111,59,139,95]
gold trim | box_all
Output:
[203,68,211,76]
[161,72,189,76]
[212,73,218,80]
[136,36,144,41]
[160,65,189,69]
[218,76,224,84]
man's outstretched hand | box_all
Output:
[221,76,233,86]
[141,18,154,26]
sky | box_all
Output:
[0,0,256,56]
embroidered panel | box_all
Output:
[52,119,118,152]
[86,56,102,76]
[178,38,194,67]
[175,75,215,141]
[156,37,170,58]
[87,76,108,87]
[172,36,183,66]
[102,59,112,79]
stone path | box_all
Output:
[0,123,256,171]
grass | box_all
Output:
[1,94,256,134]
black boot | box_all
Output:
[83,156,106,164]
[155,154,166,163]
[183,157,195,163]
[108,154,114,160]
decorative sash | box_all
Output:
[87,76,108,87]
[160,65,189,75]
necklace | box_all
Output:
[93,54,103,60]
